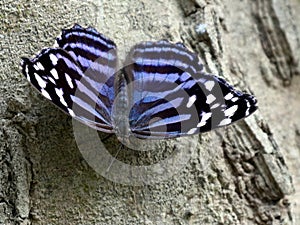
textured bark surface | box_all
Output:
[0,0,299,224]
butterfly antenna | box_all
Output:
[106,144,123,172]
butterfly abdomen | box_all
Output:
[112,73,131,141]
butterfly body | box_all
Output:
[21,24,257,140]
[112,72,132,142]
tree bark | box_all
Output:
[0,0,299,224]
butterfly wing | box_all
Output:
[56,24,117,87]
[21,24,118,133]
[124,40,257,138]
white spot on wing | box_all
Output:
[231,97,238,102]
[197,112,212,127]
[245,100,250,116]
[224,105,238,117]
[205,80,215,91]
[211,103,220,109]
[187,128,197,135]
[34,73,47,89]
[36,62,45,70]
[33,64,39,70]
[25,65,30,81]
[55,88,68,107]
[48,77,56,84]
[202,112,212,122]
[245,109,250,117]
[224,93,233,100]
[65,73,74,89]
[246,100,250,108]
[49,54,58,66]
[68,108,75,117]
[206,94,216,104]
[25,65,29,74]
[186,95,196,108]
[219,118,231,126]
[41,89,51,100]
[50,68,59,79]
[197,121,206,127]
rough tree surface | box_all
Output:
[0,0,299,224]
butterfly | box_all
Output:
[21,24,257,142]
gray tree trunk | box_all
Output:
[0,0,299,224]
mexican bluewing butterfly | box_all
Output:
[21,24,257,141]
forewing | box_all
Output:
[124,40,257,138]
[21,25,118,132]
[56,24,117,106]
